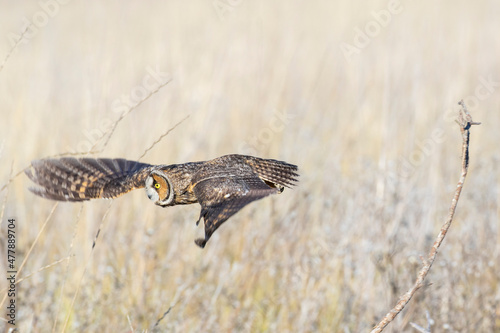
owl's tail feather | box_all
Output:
[25,158,152,201]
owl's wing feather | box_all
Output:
[25,158,153,201]
[193,175,279,248]
[242,156,299,188]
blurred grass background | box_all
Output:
[1,0,499,332]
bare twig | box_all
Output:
[410,310,433,333]
[61,201,114,333]
[9,255,73,287]
[126,315,135,332]
[371,101,480,332]
[0,203,58,309]
[91,78,172,153]
[0,24,31,74]
[137,114,190,161]
[0,79,173,193]
[52,205,83,333]
[0,166,26,194]
[152,306,173,330]
[0,162,13,227]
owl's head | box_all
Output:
[145,170,174,206]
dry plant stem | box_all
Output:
[92,78,172,153]
[371,102,480,333]
[52,205,83,333]
[138,114,190,161]
[12,256,71,286]
[409,310,432,333]
[0,162,13,226]
[0,81,176,193]
[0,25,31,74]
[0,203,58,309]
[152,306,173,330]
[61,202,114,333]
[0,165,24,194]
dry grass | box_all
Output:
[1,1,499,332]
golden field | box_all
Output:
[1,1,499,332]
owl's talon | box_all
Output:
[195,238,207,248]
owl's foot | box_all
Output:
[195,238,207,248]
[196,209,207,226]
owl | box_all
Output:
[25,154,299,247]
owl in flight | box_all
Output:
[25,154,299,248]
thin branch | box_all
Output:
[52,205,83,333]
[152,306,173,330]
[91,202,114,250]
[371,101,480,332]
[0,203,58,309]
[91,78,172,153]
[126,315,134,332]
[0,24,31,74]
[9,255,73,287]
[61,201,114,333]
[0,162,13,226]
[137,114,190,161]
[410,310,433,333]
[0,79,173,194]
[0,167,26,194]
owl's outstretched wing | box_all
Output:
[192,176,281,248]
[25,158,153,201]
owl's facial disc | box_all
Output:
[145,176,159,202]
[145,171,174,206]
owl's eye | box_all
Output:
[155,183,161,189]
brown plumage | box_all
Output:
[25,154,299,247]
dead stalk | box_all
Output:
[371,101,480,332]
